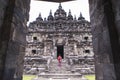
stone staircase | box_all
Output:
[49,59,71,74]
[33,59,87,80]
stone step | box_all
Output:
[38,73,82,77]
[47,59,71,74]
[49,65,68,70]
[33,73,87,80]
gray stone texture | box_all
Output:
[111,0,120,79]
[0,0,15,79]
[0,0,9,29]
[0,0,30,80]
[89,0,120,80]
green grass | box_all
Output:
[23,75,36,80]
[23,75,95,80]
[84,75,95,80]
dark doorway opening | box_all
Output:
[57,45,64,59]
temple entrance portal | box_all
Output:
[57,45,64,59]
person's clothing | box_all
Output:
[57,55,62,66]
[58,56,62,62]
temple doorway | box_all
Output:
[57,45,64,59]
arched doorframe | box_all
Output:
[0,0,120,80]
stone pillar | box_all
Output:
[0,0,30,80]
[89,0,120,80]
[0,0,16,79]
[110,0,120,79]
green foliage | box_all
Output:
[23,75,36,80]
[84,75,95,80]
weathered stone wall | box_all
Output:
[0,0,9,78]
[13,1,30,80]
[0,0,9,29]
[110,0,120,79]
[0,0,15,79]
[89,0,120,80]
[0,0,30,80]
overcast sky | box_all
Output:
[28,0,90,23]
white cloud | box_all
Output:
[28,0,90,23]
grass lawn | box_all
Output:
[23,75,36,80]
[23,75,95,80]
[84,75,95,80]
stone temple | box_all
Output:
[24,3,94,80]
[0,0,120,80]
